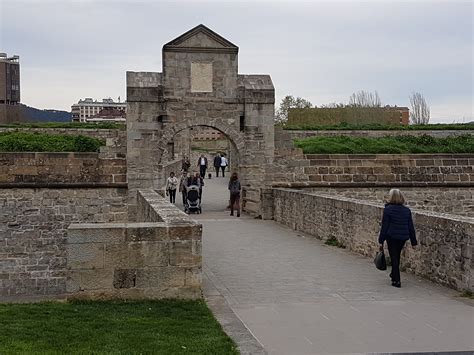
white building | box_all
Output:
[71,98,126,123]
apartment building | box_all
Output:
[71,98,126,122]
[0,53,21,123]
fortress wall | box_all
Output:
[272,188,473,292]
[0,187,128,298]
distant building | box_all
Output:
[71,98,126,123]
[192,127,226,140]
[0,53,21,123]
[85,107,126,123]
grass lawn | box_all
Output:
[295,134,474,154]
[282,122,474,131]
[0,300,238,354]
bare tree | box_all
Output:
[275,95,313,123]
[409,92,430,124]
[348,90,382,107]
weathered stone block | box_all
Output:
[135,267,185,288]
[66,243,104,270]
[113,269,137,289]
[170,241,201,267]
[128,241,169,267]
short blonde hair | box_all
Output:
[388,189,405,205]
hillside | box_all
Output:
[21,104,71,122]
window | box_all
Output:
[240,115,245,132]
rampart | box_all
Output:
[303,154,473,184]
[66,190,202,299]
[0,152,127,185]
[271,188,473,292]
[0,187,128,297]
[308,187,474,218]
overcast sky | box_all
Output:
[1,0,472,122]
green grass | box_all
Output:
[282,122,474,131]
[295,134,474,154]
[0,122,125,130]
[0,132,104,152]
[460,290,474,299]
[324,236,346,248]
[0,299,238,354]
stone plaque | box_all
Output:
[191,62,212,92]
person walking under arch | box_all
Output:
[220,154,228,178]
[197,154,208,179]
[178,171,189,206]
[165,172,178,204]
[378,189,417,288]
[228,172,241,217]
[213,153,222,177]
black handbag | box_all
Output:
[374,251,387,271]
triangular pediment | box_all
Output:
[163,24,238,53]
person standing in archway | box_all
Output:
[228,172,241,217]
[165,172,178,204]
[178,171,189,206]
[213,153,222,177]
[197,154,208,179]
[220,154,228,178]
[181,156,191,172]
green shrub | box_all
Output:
[324,236,346,248]
[0,122,125,130]
[0,132,104,152]
[295,134,474,154]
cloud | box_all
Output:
[1,0,472,121]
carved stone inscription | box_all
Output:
[191,62,212,92]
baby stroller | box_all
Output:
[185,185,202,214]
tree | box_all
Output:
[275,95,313,123]
[409,92,430,124]
[348,90,382,107]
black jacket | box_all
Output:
[379,204,417,246]
[213,156,221,167]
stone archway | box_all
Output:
[158,117,246,164]
[126,24,275,218]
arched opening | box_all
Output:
[159,122,243,214]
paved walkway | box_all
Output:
[178,176,474,354]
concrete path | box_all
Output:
[176,176,474,354]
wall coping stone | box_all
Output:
[271,181,474,188]
[274,187,474,224]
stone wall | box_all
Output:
[0,187,128,297]
[0,152,127,185]
[271,188,473,292]
[302,154,473,185]
[308,187,474,217]
[66,189,202,299]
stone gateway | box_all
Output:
[126,24,275,218]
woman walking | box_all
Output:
[228,172,241,217]
[378,189,417,288]
[165,172,178,204]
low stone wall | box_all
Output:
[65,189,202,299]
[275,128,474,149]
[308,187,474,218]
[0,187,128,297]
[303,154,473,185]
[272,188,473,292]
[0,152,127,185]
